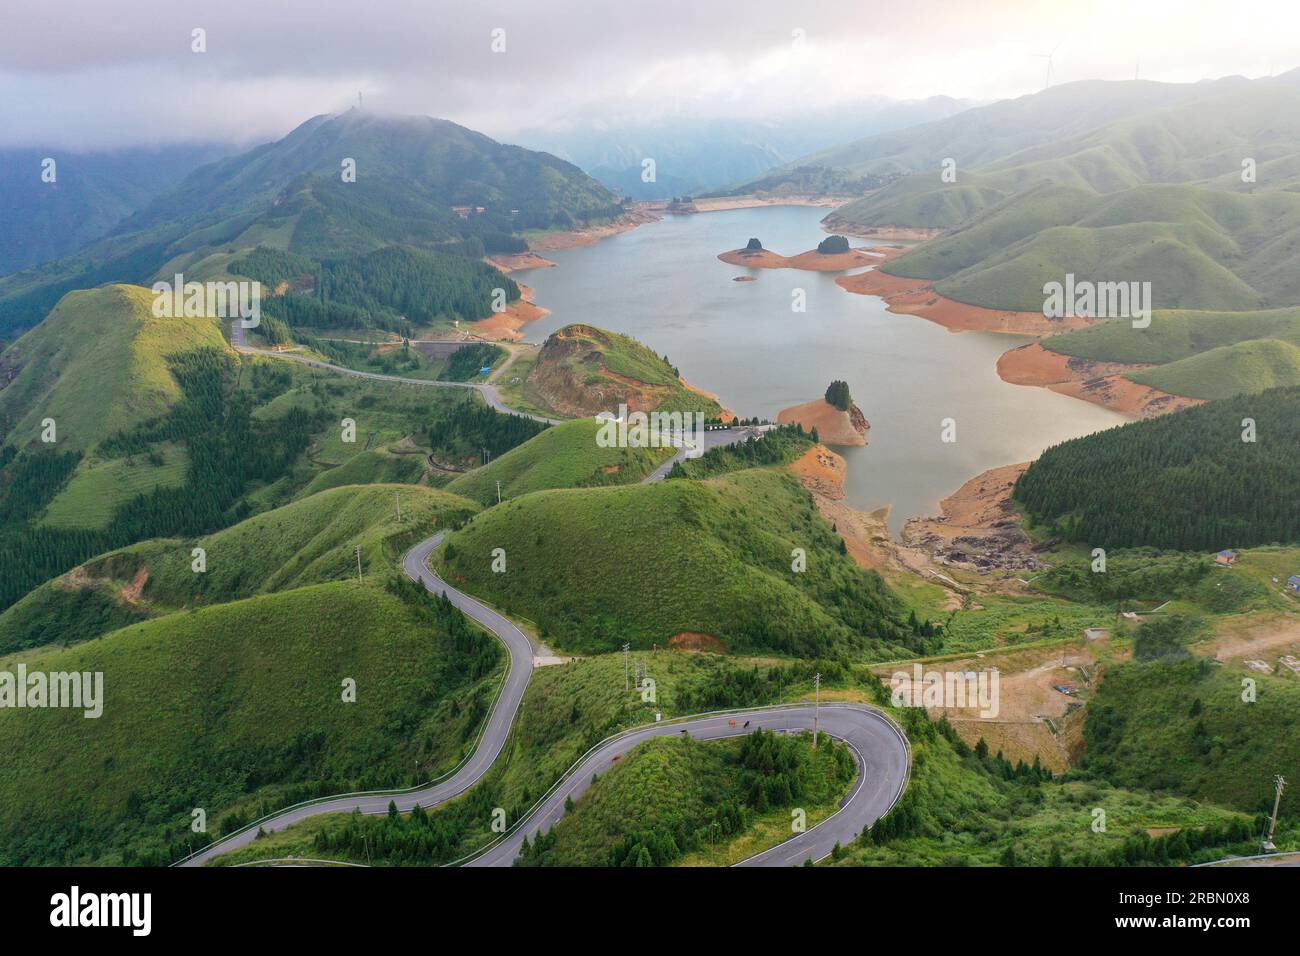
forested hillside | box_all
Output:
[1084,657,1300,817]
[0,347,323,612]
[0,110,620,336]
[1013,386,1300,550]
[232,244,520,335]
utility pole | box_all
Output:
[355,545,363,584]
[623,643,631,691]
[813,672,821,748]
[496,480,502,505]
[1263,775,1286,851]
[395,489,401,520]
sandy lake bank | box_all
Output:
[525,206,664,253]
[836,268,1094,336]
[997,343,1203,418]
[719,245,887,272]
[470,283,551,341]
[488,251,555,273]
[777,398,868,445]
[818,214,945,242]
[692,195,854,213]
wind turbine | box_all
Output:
[1032,42,1062,89]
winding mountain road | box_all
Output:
[642,423,773,482]
[232,326,562,424]
[179,325,912,867]
[177,532,535,867]
[468,702,908,867]
[178,529,909,867]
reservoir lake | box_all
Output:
[518,205,1126,534]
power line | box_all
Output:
[1263,775,1286,851]
[813,672,821,748]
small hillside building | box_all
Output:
[1287,575,1300,593]
[1214,550,1237,566]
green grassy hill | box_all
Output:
[0,284,229,450]
[837,174,1035,230]
[0,577,502,865]
[299,447,425,497]
[1084,657,1300,817]
[129,110,619,238]
[213,652,869,867]
[0,349,536,618]
[832,711,1256,867]
[1043,308,1300,365]
[446,419,674,506]
[136,482,478,603]
[828,74,1300,230]
[516,729,855,867]
[822,74,1300,355]
[1128,339,1300,399]
[800,78,1217,182]
[0,483,479,653]
[522,324,722,419]
[1038,307,1300,401]
[437,467,926,658]
[40,443,190,530]
[882,183,1300,313]
[878,182,1096,277]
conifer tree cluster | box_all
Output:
[1014,386,1300,550]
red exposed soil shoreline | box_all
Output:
[719,246,887,272]
[777,398,869,445]
[997,343,1204,418]
[835,264,1196,418]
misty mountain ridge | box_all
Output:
[517,97,977,199]
[0,143,233,278]
[0,109,619,337]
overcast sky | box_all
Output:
[2,0,1298,149]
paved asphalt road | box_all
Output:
[180,530,909,867]
[468,702,908,867]
[642,424,772,483]
[181,330,911,867]
[178,531,536,867]
[232,329,562,424]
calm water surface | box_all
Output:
[519,206,1126,534]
